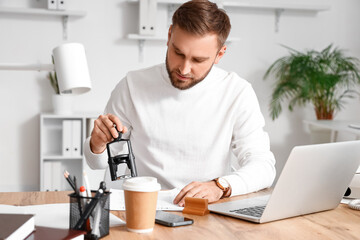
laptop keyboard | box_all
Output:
[230,205,266,218]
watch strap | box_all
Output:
[213,178,231,198]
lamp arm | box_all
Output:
[0,63,54,71]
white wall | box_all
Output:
[0,0,359,191]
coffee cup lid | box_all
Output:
[123,177,161,192]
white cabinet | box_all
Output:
[40,113,105,191]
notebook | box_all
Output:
[0,214,35,240]
[209,140,360,223]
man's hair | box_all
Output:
[172,0,231,48]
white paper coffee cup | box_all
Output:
[123,177,161,233]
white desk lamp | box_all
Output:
[0,43,91,113]
[0,42,91,95]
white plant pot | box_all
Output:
[52,94,73,115]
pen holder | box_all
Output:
[69,191,110,239]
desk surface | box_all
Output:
[1,190,360,240]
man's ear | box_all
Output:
[214,45,227,64]
[167,25,173,47]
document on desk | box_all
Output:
[0,203,125,229]
[110,188,184,211]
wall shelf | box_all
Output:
[127,0,330,33]
[0,7,86,40]
[218,2,331,32]
[126,0,330,61]
[43,155,83,160]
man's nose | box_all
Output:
[179,60,191,75]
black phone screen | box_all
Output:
[155,210,194,227]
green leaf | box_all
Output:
[264,44,360,120]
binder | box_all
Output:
[62,120,72,156]
[139,0,149,35]
[63,120,82,157]
[57,0,66,10]
[52,161,62,191]
[43,161,52,191]
[139,0,157,35]
[47,0,57,10]
[72,120,82,157]
[147,0,157,35]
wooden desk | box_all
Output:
[1,191,360,240]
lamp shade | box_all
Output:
[52,43,91,95]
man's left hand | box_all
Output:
[173,181,223,207]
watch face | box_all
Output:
[219,178,229,188]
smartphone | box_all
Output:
[155,210,194,227]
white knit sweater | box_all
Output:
[84,63,276,196]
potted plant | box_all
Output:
[264,44,360,120]
[47,71,60,95]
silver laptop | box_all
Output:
[209,141,360,223]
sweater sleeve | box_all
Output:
[83,77,132,170]
[83,136,109,169]
[222,83,276,197]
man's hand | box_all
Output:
[90,114,128,154]
[173,181,223,207]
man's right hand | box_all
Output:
[90,114,128,154]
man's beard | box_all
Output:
[165,54,213,90]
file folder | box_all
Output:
[62,120,72,156]
[47,0,57,10]
[139,0,157,35]
[72,120,82,157]
[57,0,66,10]
[43,161,52,191]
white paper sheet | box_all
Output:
[110,188,184,211]
[0,203,125,229]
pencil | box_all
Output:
[64,170,76,191]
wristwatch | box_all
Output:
[213,177,231,198]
